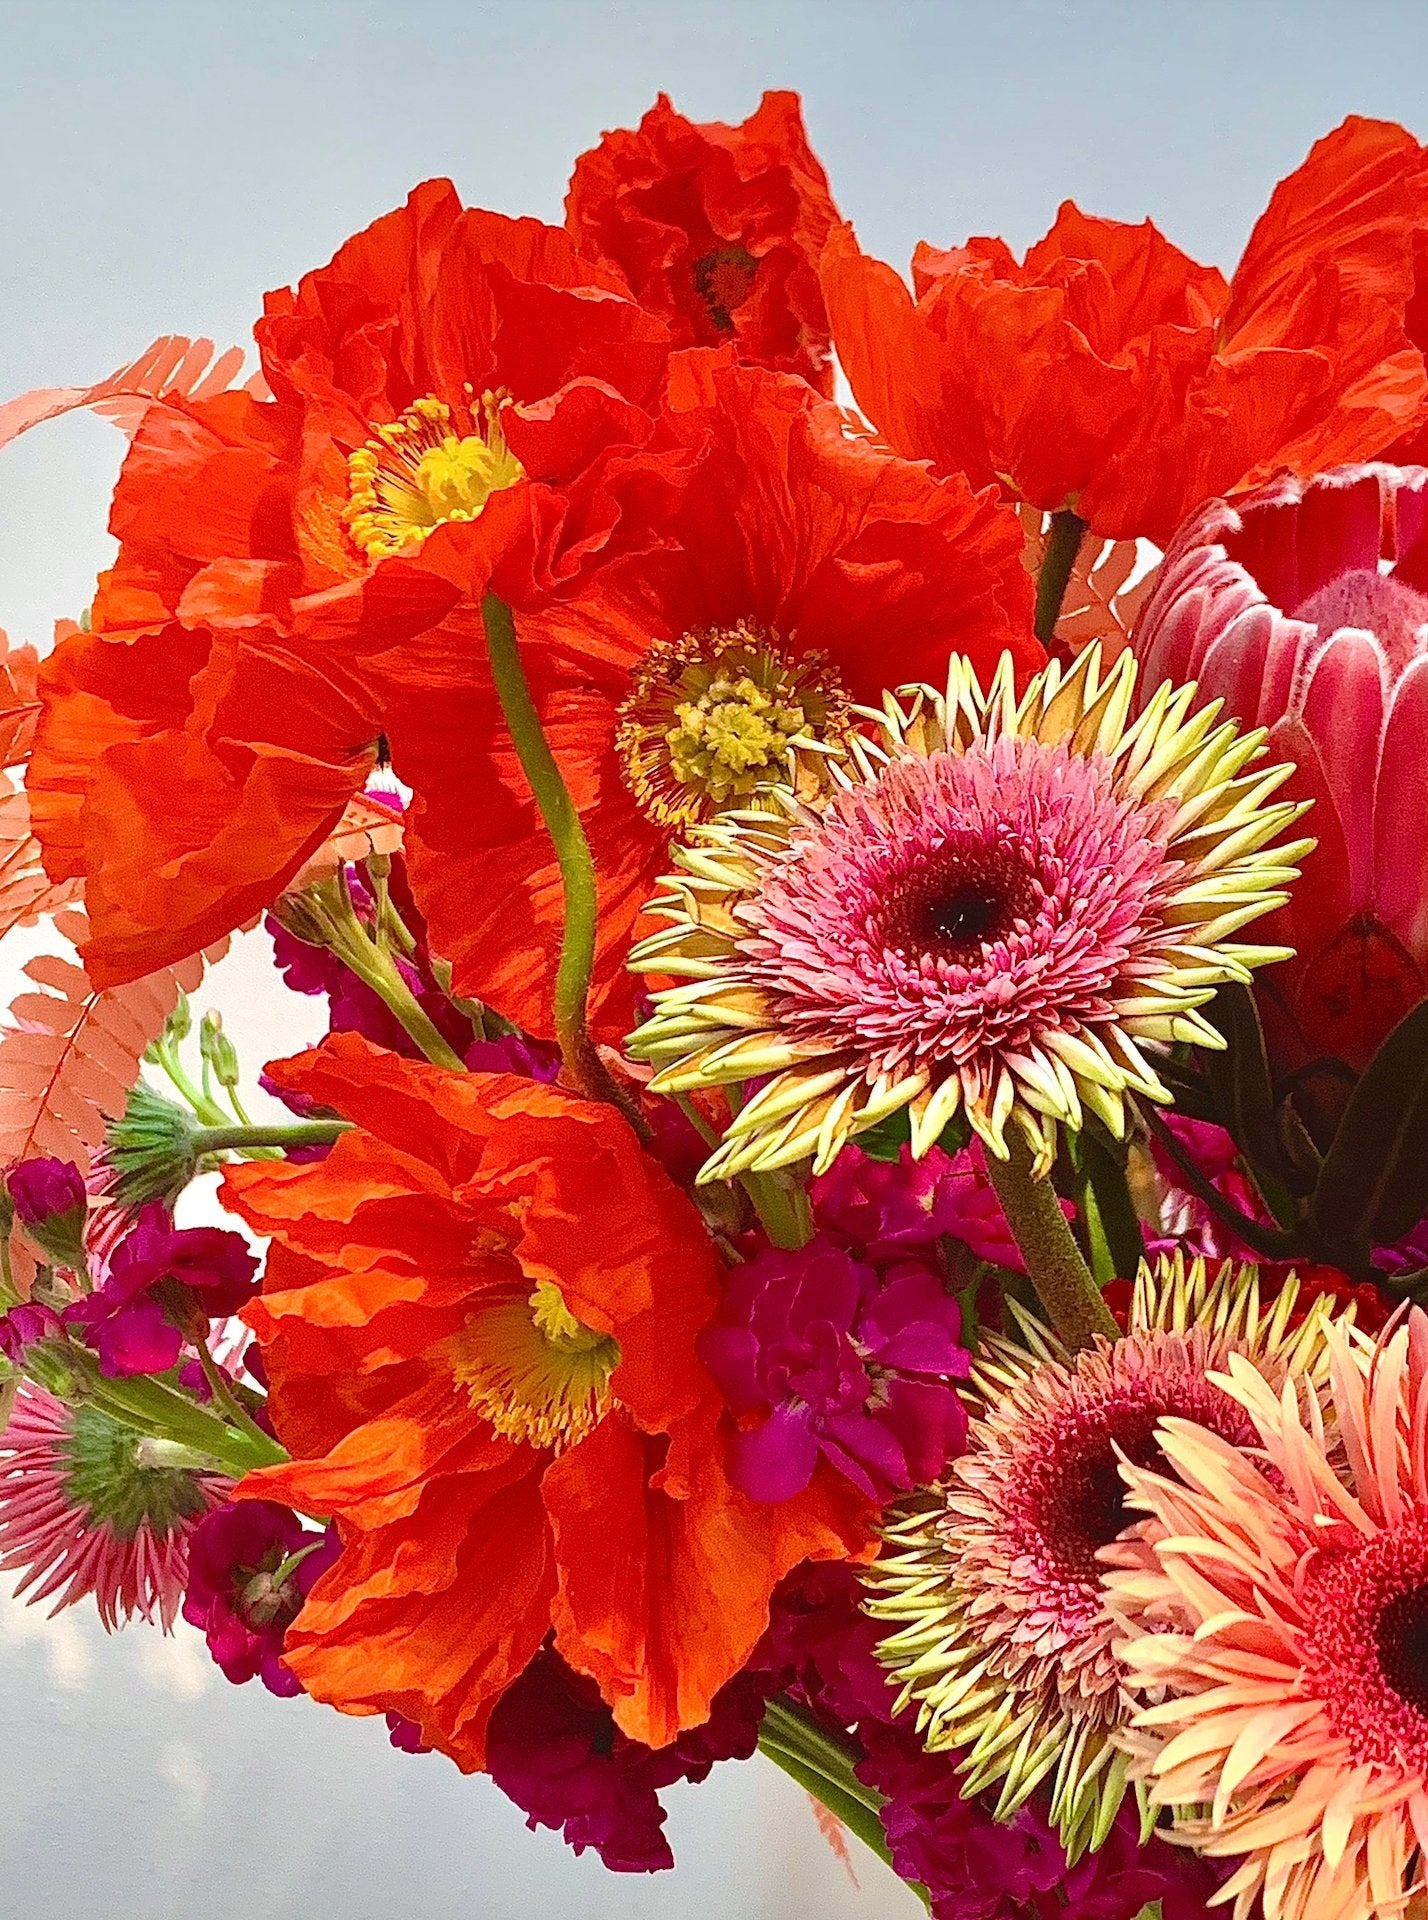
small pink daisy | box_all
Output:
[629,647,1311,1182]
[0,1384,223,1630]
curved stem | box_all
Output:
[482,594,645,1129]
[985,1130,1117,1350]
[1034,508,1087,646]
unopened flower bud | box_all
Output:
[5,1158,88,1268]
[199,1011,241,1090]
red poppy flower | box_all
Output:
[24,183,692,985]
[822,117,1428,543]
[373,351,1040,1042]
[566,91,839,392]
[225,1034,869,1760]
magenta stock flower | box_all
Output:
[0,1384,220,1629]
[63,1204,258,1377]
[486,1647,768,1873]
[5,1156,86,1226]
[699,1237,968,1503]
[812,1140,1053,1271]
[182,1499,338,1697]
[1135,463,1428,1070]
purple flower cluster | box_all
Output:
[64,1203,258,1378]
[757,1563,1220,1920]
[812,1140,1032,1271]
[485,1647,770,1872]
[700,1237,968,1504]
[5,1156,87,1227]
[182,1499,339,1697]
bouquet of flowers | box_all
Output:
[3,90,1428,1920]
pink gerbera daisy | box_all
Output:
[0,1384,223,1630]
[867,1256,1345,1862]
[1111,1309,1428,1920]
[629,647,1310,1182]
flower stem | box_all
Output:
[1034,508,1087,646]
[191,1121,352,1155]
[758,1698,901,1878]
[741,1170,813,1250]
[481,593,646,1130]
[985,1131,1117,1349]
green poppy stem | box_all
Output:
[1034,508,1088,645]
[481,593,646,1130]
[984,1130,1117,1350]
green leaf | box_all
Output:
[1204,984,1314,1196]
[1067,1128,1144,1282]
[1310,999,1428,1257]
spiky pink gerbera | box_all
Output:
[0,1384,222,1629]
[867,1256,1345,1863]
[629,648,1309,1181]
[1110,1309,1428,1920]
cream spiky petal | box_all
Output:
[627,646,1311,1185]
[1109,1308,1428,1920]
[865,1255,1347,1863]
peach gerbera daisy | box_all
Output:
[867,1256,1345,1862]
[1111,1309,1428,1920]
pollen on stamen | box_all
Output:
[448,1282,620,1455]
[615,622,851,829]
[343,390,524,561]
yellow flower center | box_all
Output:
[447,1280,620,1454]
[343,392,524,560]
[615,622,850,828]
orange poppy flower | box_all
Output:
[823,116,1428,543]
[225,1034,870,1761]
[24,183,691,986]
[566,91,840,392]
[372,351,1040,1042]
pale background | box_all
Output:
[0,3,1424,1914]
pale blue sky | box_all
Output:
[0,6,1426,1915]
[2,0,1427,642]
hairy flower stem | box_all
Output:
[482,594,648,1133]
[191,1121,352,1155]
[758,1698,901,1879]
[1034,508,1088,645]
[986,1131,1117,1349]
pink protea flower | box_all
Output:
[1134,463,1428,1071]
[1110,1307,1428,1920]
[865,1256,1345,1861]
[0,1384,222,1629]
[630,648,1309,1180]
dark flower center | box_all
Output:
[693,244,760,331]
[877,838,1042,966]
[1378,1583,1428,1719]
[1302,1512,1428,1771]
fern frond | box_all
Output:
[0,631,40,768]
[0,907,229,1173]
[0,335,264,454]
[287,793,405,893]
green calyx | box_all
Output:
[103,1082,203,1209]
[61,1402,210,1541]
